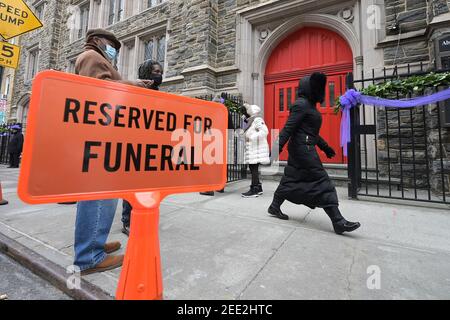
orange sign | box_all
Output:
[18,70,228,300]
[18,70,228,204]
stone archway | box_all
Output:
[242,13,362,109]
[15,94,31,133]
[263,26,354,163]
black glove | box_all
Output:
[322,145,336,159]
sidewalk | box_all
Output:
[1,164,450,299]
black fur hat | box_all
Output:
[298,72,327,104]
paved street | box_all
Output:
[1,164,450,299]
[0,251,71,300]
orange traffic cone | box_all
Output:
[116,191,163,300]
[0,182,8,205]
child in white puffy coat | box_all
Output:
[241,103,270,198]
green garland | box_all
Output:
[224,99,243,114]
[334,71,450,113]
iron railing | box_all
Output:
[347,63,450,204]
[196,93,247,183]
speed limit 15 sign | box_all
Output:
[0,41,20,69]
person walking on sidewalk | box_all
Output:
[241,103,270,198]
[268,72,361,235]
[121,59,164,236]
[7,124,23,169]
[73,28,154,275]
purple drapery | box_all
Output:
[339,88,450,156]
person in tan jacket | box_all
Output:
[73,29,154,275]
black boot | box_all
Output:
[324,207,360,235]
[268,205,289,220]
[241,185,260,198]
[122,223,130,236]
[200,191,215,196]
[268,194,289,220]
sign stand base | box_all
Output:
[116,191,163,300]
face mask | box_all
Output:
[104,45,117,61]
[149,73,163,87]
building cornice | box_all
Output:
[162,75,185,84]
[237,0,355,24]
[181,65,240,76]
[376,30,428,48]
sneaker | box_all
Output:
[255,184,263,195]
[80,255,124,276]
[241,186,260,198]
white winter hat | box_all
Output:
[243,103,261,117]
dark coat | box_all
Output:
[275,73,338,209]
[7,131,24,154]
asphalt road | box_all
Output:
[0,252,71,300]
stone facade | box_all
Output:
[377,97,450,196]
[374,0,450,196]
[8,1,450,112]
[4,0,450,198]
[9,0,65,123]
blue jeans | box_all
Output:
[74,199,118,271]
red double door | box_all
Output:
[264,27,353,163]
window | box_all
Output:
[35,3,45,21]
[78,3,90,39]
[119,42,136,80]
[26,48,40,81]
[279,88,284,111]
[146,0,165,9]
[3,76,10,96]
[329,82,335,107]
[20,102,30,132]
[108,0,124,25]
[287,87,292,108]
[142,35,166,65]
[67,60,76,74]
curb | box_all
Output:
[0,232,114,300]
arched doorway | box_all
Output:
[264,27,353,163]
[16,94,30,134]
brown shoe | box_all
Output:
[104,242,121,254]
[81,255,124,276]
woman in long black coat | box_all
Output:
[268,72,360,235]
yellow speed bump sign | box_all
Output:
[0,41,20,69]
[0,0,43,40]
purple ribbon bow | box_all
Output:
[339,87,450,157]
[339,89,361,157]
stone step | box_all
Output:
[259,162,350,187]
[259,163,401,188]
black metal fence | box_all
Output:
[196,93,247,183]
[347,63,450,204]
[0,133,11,165]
